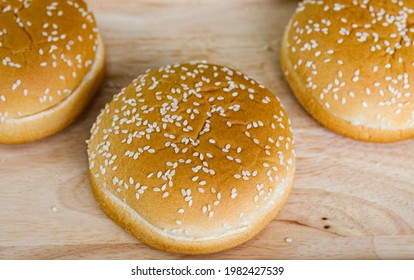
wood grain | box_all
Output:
[1,0,413,259]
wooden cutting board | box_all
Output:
[1,0,413,260]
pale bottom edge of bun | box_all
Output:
[88,169,295,255]
[0,34,106,144]
[280,30,414,143]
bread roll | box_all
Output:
[281,0,414,142]
[0,0,105,144]
[87,62,295,254]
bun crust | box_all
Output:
[87,62,295,254]
[281,0,414,142]
[0,0,105,143]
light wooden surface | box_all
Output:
[1,0,414,260]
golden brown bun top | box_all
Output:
[284,0,414,129]
[0,0,99,122]
[87,62,295,239]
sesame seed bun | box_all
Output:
[0,0,105,144]
[281,0,414,142]
[87,62,295,254]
